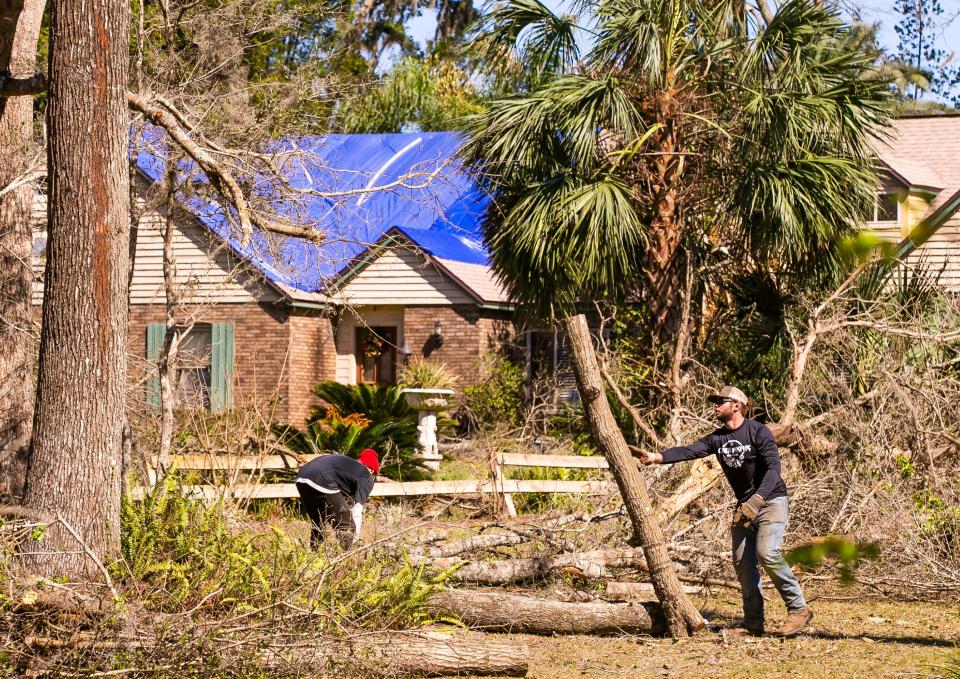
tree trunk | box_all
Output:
[22,0,131,577]
[261,631,529,677]
[432,547,654,585]
[0,0,45,503]
[641,122,686,347]
[157,165,184,468]
[605,581,704,599]
[429,588,665,635]
[560,314,704,636]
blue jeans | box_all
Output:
[731,496,807,626]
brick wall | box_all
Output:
[287,310,338,426]
[129,302,293,420]
[402,306,515,392]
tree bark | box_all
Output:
[157,164,184,468]
[560,314,704,636]
[429,588,665,635]
[22,0,131,577]
[261,631,529,677]
[433,547,654,585]
[0,0,45,504]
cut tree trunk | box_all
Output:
[22,0,131,577]
[0,0,45,503]
[261,630,529,677]
[410,531,525,559]
[434,547,653,585]
[606,581,704,599]
[429,588,665,635]
[560,314,704,636]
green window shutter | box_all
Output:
[145,323,165,407]
[210,322,234,412]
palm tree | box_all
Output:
[464,0,890,340]
[463,0,892,636]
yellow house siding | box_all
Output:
[902,192,931,237]
[126,207,277,304]
[912,214,960,291]
[333,247,475,306]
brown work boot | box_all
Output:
[777,608,814,637]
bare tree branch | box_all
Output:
[0,70,46,97]
[127,92,322,244]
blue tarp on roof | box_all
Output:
[133,131,491,294]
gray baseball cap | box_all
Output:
[707,385,748,405]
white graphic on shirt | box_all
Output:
[718,440,752,468]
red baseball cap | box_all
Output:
[358,448,379,474]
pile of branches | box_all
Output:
[401,510,749,636]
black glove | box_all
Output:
[733,494,765,528]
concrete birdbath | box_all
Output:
[401,388,454,471]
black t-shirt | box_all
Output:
[660,418,787,502]
[295,454,375,504]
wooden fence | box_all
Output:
[134,452,613,515]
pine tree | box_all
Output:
[894,0,960,105]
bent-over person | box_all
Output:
[295,449,379,549]
[634,386,813,637]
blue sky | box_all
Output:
[854,0,960,63]
[404,0,960,102]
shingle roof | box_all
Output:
[434,257,510,305]
[875,115,960,219]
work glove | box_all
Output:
[733,494,765,528]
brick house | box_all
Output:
[32,132,515,425]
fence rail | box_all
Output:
[135,452,614,514]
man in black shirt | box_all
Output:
[635,386,812,637]
[295,449,378,549]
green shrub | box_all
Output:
[312,381,416,424]
[118,477,448,627]
[118,476,316,612]
[462,354,526,428]
[277,382,431,481]
[398,358,458,390]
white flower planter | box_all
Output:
[401,388,454,471]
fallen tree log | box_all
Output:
[606,581,704,598]
[434,547,650,585]
[261,630,529,677]
[27,627,529,677]
[410,532,526,559]
[429,588,665,635]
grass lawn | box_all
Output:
[518,591,958,678]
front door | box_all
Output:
[356,326,397,385]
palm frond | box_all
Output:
[470,0,580,84]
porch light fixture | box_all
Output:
[433,320,443,338]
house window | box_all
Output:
[526,329,578,402]
[356,326,397,385]
[177,324,213,410]
[146,321,233,412]
[864,193,899,223]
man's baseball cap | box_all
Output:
[707,386,748,405]
[358,448,380,474]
